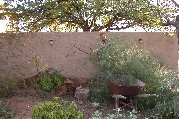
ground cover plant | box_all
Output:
[0,104,15,119]
[32,97,83,119]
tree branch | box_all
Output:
[92,15,123,31]
[171,0,179,8]
[106,25,133,31]
[73,45,91,55]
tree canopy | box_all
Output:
[1,0,178,32]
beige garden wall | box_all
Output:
[0,32,177,81]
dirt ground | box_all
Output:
[1,88,145,119]
[0,88,115,119]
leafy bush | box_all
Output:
[90,38,179,109]
[138,68,179,110]
[154,97,179,119]
[91,39,162,87]
[37,72,63,91]
[88,73,112,103]
[32,97,83,119]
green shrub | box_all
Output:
[32,97,83,119]
[88,73,112,104]
[37,72,63,91]
[90,38,179,109]
[153,97,179,119]
[91,39,162,87]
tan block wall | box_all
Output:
[0,32,177,81]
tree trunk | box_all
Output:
[81,25,91,32]
[83,29,90,31]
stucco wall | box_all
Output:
[0,32,177,81]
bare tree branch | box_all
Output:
[73,45,91,55]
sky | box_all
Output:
[0,0,179,32]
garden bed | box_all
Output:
[0,87,147,119]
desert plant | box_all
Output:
[0,104,15,119]
[37,72,63,91]
[91,39,163,86]
[90,37,179,109]
[89,108,150,119]
[88,73,112,103]
[153,97,179,119]
[32,97,83,119]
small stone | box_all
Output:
[74,87,89,100]
[46,68,59,74]
[77,100,83,105]
[64,79,73,84]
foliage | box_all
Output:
[1,0,176,32]
[138,68,179,110]
[37,72,63,91]
[91,37,179,109]
[91,39,162,87]
[89,110,117,119]
[137,97,158,111]
[89,109,124,119]
[153,97,179,119]
[32,97,83,119]
[88,73,112,104]
[89,108,149,119]
[0,104,15,119]
[0,79,17,97]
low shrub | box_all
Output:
[137,68,179,110]
[90,37,179,110]
[153,97,179,119]
[88,73,112,104]
[37,72,63,91]
[32,97,83,119]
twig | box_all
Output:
[65,51,76,57]
[73,45,91,55]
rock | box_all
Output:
[74,86,89,100]
[45,68,59,75]
[64,79,73,84]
